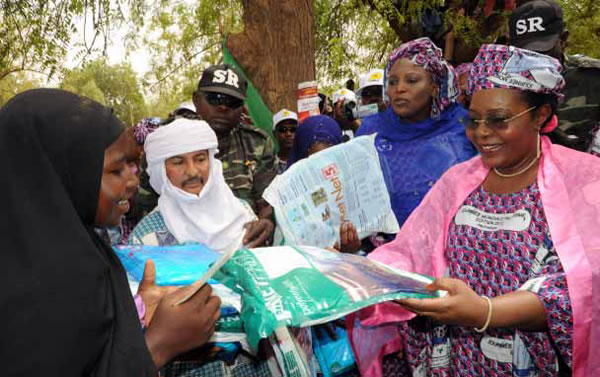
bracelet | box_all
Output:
[474,295,493,333]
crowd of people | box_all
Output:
[1,0,599,376]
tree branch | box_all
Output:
[0,67,50,82]
[146,42,219,89]
[7,5,27,55]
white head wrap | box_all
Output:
[144,118,253,252]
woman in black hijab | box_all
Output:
[0,89,220,376]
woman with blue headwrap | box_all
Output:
[286,114,344,167]
[357,38,477,236]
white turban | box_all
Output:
[144,119,254,252]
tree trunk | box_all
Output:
[227,0,316,112]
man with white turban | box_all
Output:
[128,118,271,251]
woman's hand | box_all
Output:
[137,260,178,325]
[397,278,489,328]
[334,221,361,253]
[243,218,274,248]
[399,279,549,332]
[144,282,221,369]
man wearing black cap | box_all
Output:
[509,0,600,152]
[193,64,277,241]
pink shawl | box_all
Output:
[348,137,600,377]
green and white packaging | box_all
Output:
[269,327,315,377]
[214,245,441,349]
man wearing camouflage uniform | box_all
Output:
[193,64,277,242]
[509,0,600,153]
[132,64,276,244]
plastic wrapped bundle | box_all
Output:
[214,245,442,348]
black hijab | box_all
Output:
[0,89,155,376]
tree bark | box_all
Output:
[227,0,316,112]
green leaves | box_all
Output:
[60,58,147,126]
[559,0,600,58]
[315,0,400,88]
[134,0,243,116]
[0,71,41,105]
[0,0,144,81]
[2,0,599,113]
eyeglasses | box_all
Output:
[467,106,537,131]
[276,126,297,134]
[203,92,244,109]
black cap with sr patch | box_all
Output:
[197,64,247,100]
[509,0,564,52]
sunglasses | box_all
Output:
[203,92,244,109]
[276,126,297,134]
[361,86,382,98]
[467,106,537,131]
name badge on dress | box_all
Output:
[455,205,531,232]
[480,335,513,363]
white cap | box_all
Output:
[332,88,356,104]
[174,101,196,113]
[272,109,298,129]
[357,69,384,96]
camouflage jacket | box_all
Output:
[132,170,158,220]
[216,123,277,213]
[550,54,600,151]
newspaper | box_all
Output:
[263,134,399,248]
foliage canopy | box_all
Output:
[61,58,147,125]
[1,0,599,114]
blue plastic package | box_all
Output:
[220,307,238,317]
[212,342,242,363]
[114,244,220,286]
[312,322,357,377]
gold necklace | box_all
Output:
[493,134,541,178]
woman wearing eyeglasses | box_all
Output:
[356,38,477,239]
[348,45,600,377]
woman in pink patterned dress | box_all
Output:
[349,45,600,377]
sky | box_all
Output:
[64,8,154,76]
[64,0,203,77]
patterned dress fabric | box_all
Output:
[455,63,472,77]
[466,44,565,101]
[394,183,572,376]
[133,117,162,145]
